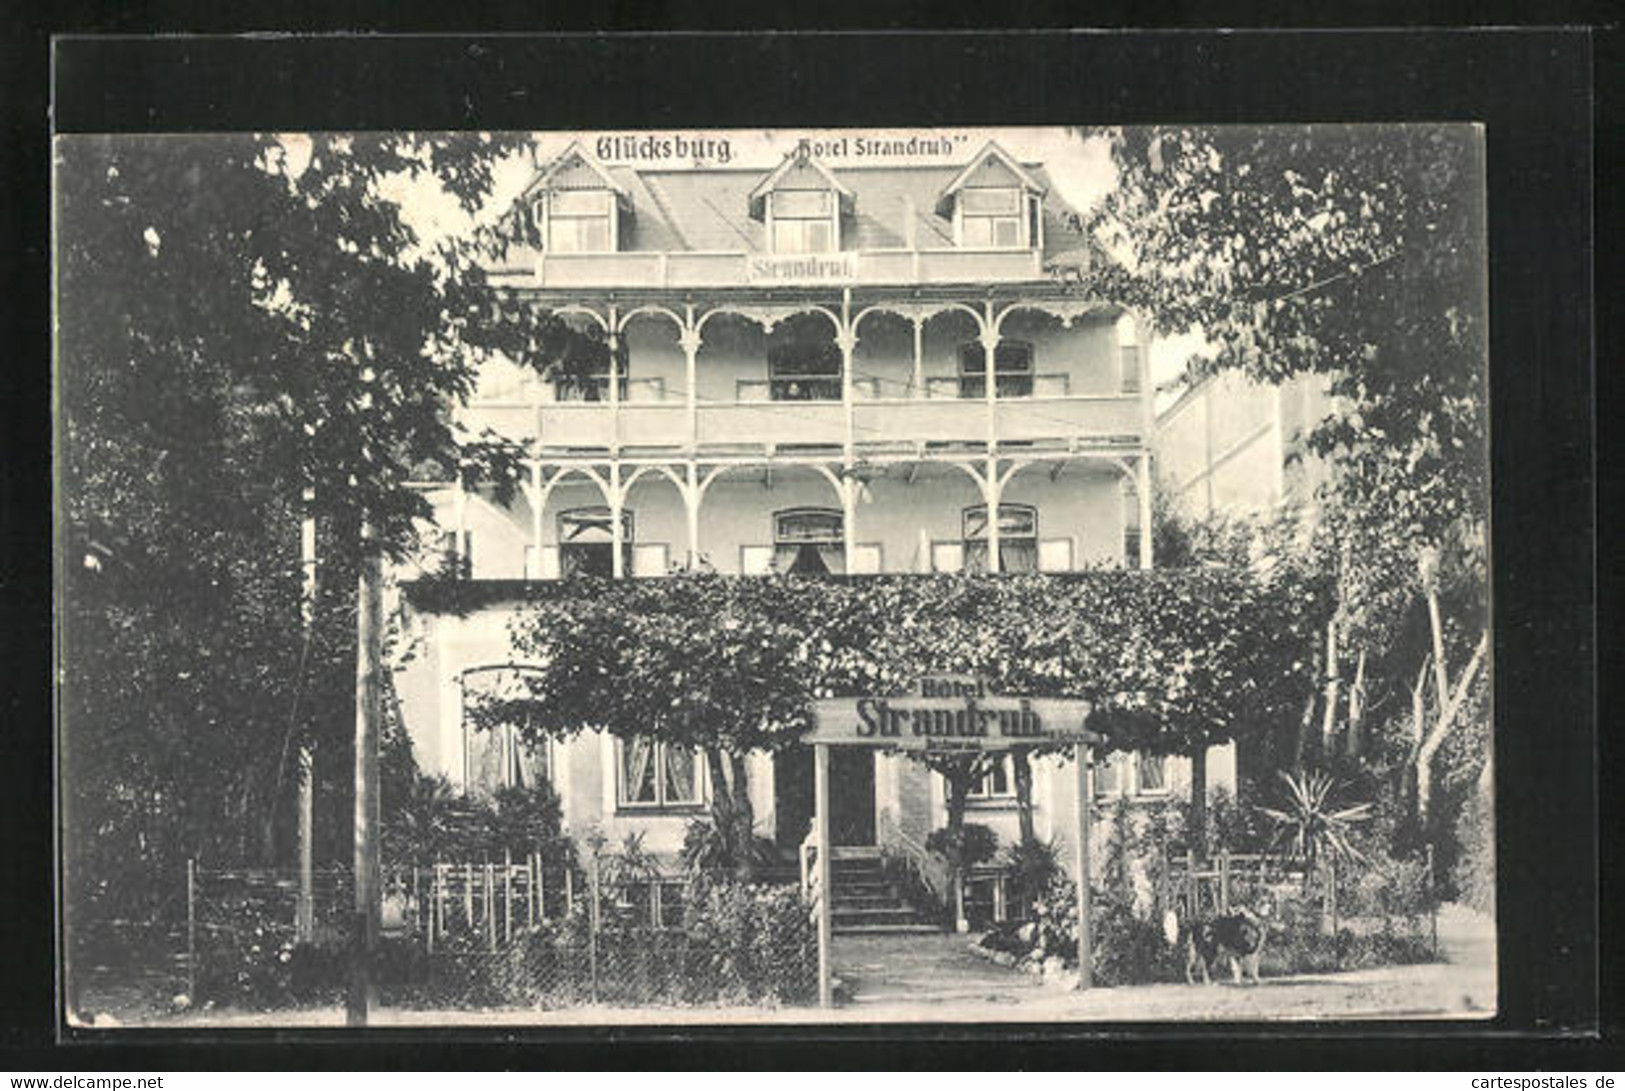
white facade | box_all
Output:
[391,140,1236,864]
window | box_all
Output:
[1094,751,1168,798]
[773,507,845,575]
[619,738,704,809]
[958,341,1034,398]
[544,189,614,253]
[967,755,1015,801]
[1121,343,1143,395]
[962,503,1039,574]
[558,506,633,577]
[462,671,551,797]
[959,187,1023,249]
[1122,477,1143,569]
[771,189,836,253]
[768,341,842,401]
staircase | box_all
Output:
[829,850,941,935]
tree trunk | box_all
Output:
[1188,744,1208,860]
[1416,632,1489,822]
[1321,619,1341,749]
[348,534,383,1028]
[727,751,756,879]
[1345,648,1367,759]
[1012,748,1036,846]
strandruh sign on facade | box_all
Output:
[804,675,1101,1007]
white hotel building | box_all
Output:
[391,139,1235,883]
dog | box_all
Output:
[1172,892,1274,986]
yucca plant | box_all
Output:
[1257,769,1374,880]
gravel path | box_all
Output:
[74,904,1496,1027]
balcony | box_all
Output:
[457,392,1145,456]
[486,246,1048,289]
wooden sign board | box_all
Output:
[808,695,1099,751]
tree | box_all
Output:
[1087,125,1490,827]
[55,133,560,1015]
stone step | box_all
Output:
[833,922,944,936]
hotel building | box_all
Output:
[390,138,1236,884]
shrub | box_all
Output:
[1452,788,1495,915]
[927,822,998,868]
[1001,837,1063,917]
[679,816,777,880]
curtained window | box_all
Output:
[770,189,837,253]
[962,503,1039,574]
[768,340,842,402]
[619,738,704,808]
[773,507,845,575]
[967,755,1015,801]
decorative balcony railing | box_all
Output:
[457,391,1145,453]
[487,246,1049,289]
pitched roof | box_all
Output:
[746,150,854,220]
[512,157,1094,263]
[932,140,1047,217]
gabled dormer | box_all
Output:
[934,141,1047,251]
[521,142,632,253]
[748,148,854,254]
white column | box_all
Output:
[606,306,620,454]
[841,476,858,574]
[681,309,700,452]
[1073,743,1094,991]
[609,463,625,580]
[984,458,1001,574]
[981,324,998,453]
[910,315,925,398]
[685,462,701,569]
[839,290,855,464]
[454,469,469,576]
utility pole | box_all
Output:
[347,518,383,1026]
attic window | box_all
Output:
[539,189,615,253]
[770,189,837,253]
[958,188,1024,248]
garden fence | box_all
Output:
[182,857,816,1011]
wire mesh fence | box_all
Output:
[177,859,817,1011]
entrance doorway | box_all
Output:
[774,746,877,850]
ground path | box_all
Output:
[79,904,1495,1027]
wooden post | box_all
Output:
[1186,849,1198,915]
[587,852,601,1003]
[185,858,196,1001]
[347,537,383,1028]
[426,868,436,955]
[536,850,547,923]
[503,849,513,943]
[412,866,421,937]
[1073,744,1093,990]
[564,861,574,917]
[295,487,317,946]
[484,862,496,952]
[528,852,537,927]
[1218,850,1231,914]
[464,862,474,927]
[814,742,833,1008]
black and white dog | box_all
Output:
[1167,892,1275,986]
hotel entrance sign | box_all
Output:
[805,678,1099,1008]
[808,695,1099,750]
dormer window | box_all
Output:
[935,141,1048,252]
[958,188,1023,248]
[770,189,837,253]
[538,189,616,253]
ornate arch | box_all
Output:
[615,304,686,336]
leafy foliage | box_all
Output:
[926,823,999,870]
[1257,769,1375,869]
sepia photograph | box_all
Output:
[54,123,1494,1029]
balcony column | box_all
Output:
[684,461,701,569]
[910,315,925,399]
[980,315,999,453]
[840,475,858,575]
[681,305,700,452]
[1137,453,1154,571]
[606,304,621,454]
[609,463,625,579]
[984,458,1002,575]
[839,289,856,464]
